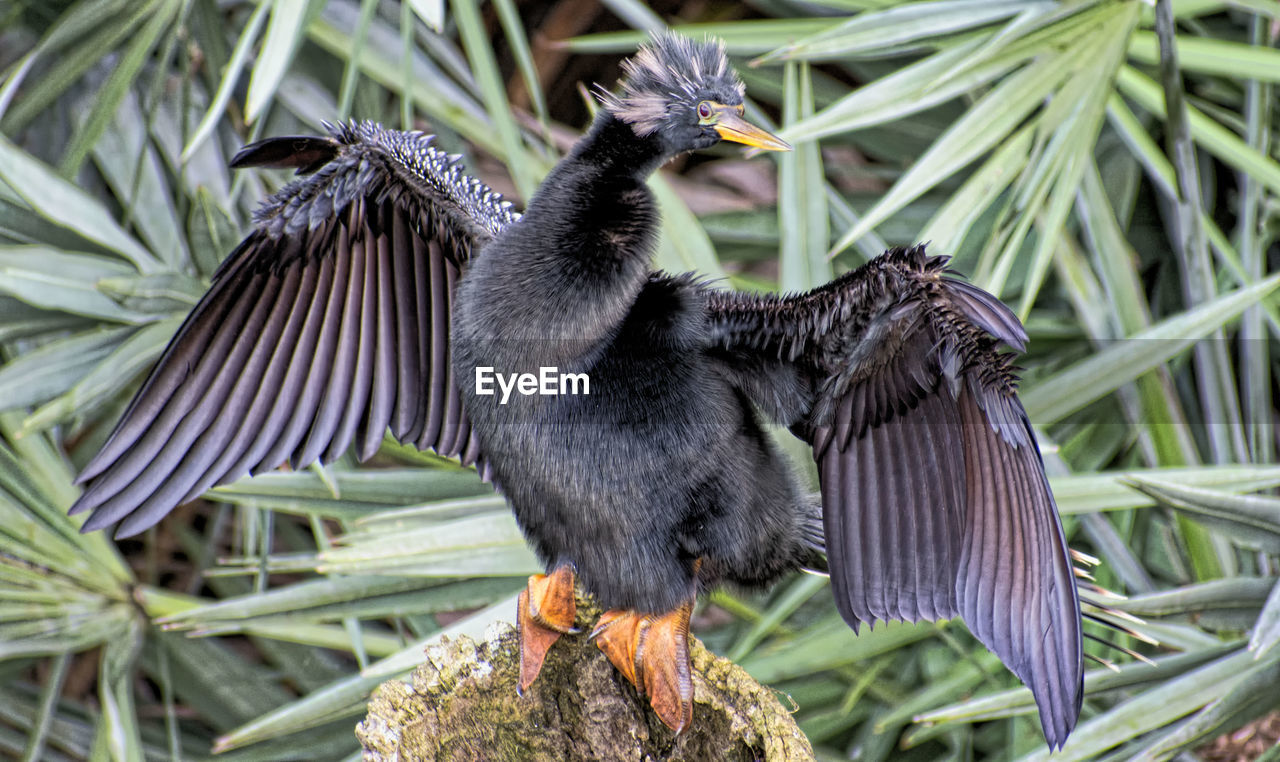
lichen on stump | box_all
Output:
[357,595,814,761]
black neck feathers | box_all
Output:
[512,110,665,274]
[567,111,670,180]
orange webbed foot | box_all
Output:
[517,565,578,694]
[590,600,695,733]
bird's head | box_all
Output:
[600,33,791,156]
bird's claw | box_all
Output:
[590,600,695,734]
[517,565,577,694]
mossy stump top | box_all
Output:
[357,596,814,761]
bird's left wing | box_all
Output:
[70,121,517,537]
[704,246,1082,748]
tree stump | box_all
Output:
[357,595,814,761]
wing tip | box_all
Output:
[1039,677,1083,751]
[67,496,91,516]
[73,485,190,538]
[231,136,340,175]
[941,277,1029,352]
[114,506,167,539]
[77,506,118,534]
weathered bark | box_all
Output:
[357,595,814,761]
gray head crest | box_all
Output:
[599,33,745,137]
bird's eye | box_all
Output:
[696,101,714,122]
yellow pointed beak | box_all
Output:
[714,109,791,152]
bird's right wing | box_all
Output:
[70,121,518,537]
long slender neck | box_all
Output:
[514,110,670,269]
[519,111,671,228]
[461,111,669,351]
[563,110,670,180]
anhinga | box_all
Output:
[69,33,1082,747]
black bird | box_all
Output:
[69,33,1082,747]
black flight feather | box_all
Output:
[705,246,1083,748]
[70,121,518,536]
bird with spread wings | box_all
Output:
[69,33,1082,748]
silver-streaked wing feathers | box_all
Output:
[705,246,1082,748]
[70,121,516,537]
